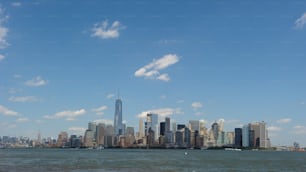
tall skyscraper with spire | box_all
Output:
[114,97,123,135]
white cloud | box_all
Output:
[292,125,306,135]
[44,109,86,121]
[0,7,9,49]
[68,127,86,135]
[25,76,48,87]
[16,117,29,123]
[295,12,306,29]
[134,54,180,82]
[268,126,282,132]
[0,105,19,116]
[157,74,170,82]
[9,96,40,103]
[93,119,113,125]
[92,20,124,39]
[11,2,22,7]
[0,54,4,61]
[137,108,183,120]
[0,122,16,129]
[191,102,203,110]
[8,88,22,94]
[293,125,304,129]
[107,94,115,99]
[92,105,108,115]
[276,118,292,124]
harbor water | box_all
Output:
[0,149,305,172]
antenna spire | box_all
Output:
[117,88,120,99]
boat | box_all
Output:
[224,148,242,151]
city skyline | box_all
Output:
[0,0,306,147]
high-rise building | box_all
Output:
[56,131,68,147]
[138,118,144,139]
[126,127,135,136]
[160,122,166,136]
[189,120,200,132]
[96,123,106,146]
[242,124,249,147]
[211,122,219,145]
[249,121,268,148]
[145,113,158,136]
[234,128,242,148]
[177,124,186,130]
[114,98,123,135]
[165,117,170,132]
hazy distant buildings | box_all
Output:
[56,131,68,147]
[114,98,123,136]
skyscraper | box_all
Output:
[242,124,249,147]
[160,122,166,136]
[145,113,158,142]
[249,121,268,148]
[114,98,123,135]
[189,120,200,132]
[139,118,144,139]
[165,117,170,132]
[234,128,242,148]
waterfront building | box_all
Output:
[165,117,170,132]
[234,128,242,148]
[226,132,235,145]
[84,129,95,148]
[56,131,68,147]
[177,124,186,130]
[88,122,96,141]
[248,129,255,147]
[249,121,268,148]
[242,124,249,147]
[160,122,166,136]
[126,126,135,136]
[70,135,81,148]
[137,118,145,139]
[211,122,219,145]
[164,131,173,144]
[172,122,176,142]
[189,120,200,132]
[145,113,158,142]
[138,118,144,139]
[175,130,184,147]
[184,127,191,147]
[114,98,123,136]
[96,123,106,146]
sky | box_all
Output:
[0,0,306,147]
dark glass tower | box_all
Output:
[114,99,123,135]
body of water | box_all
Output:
[0,149,305,172]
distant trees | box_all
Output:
[293,142,300,150]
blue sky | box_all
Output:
[0,0,306,147]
